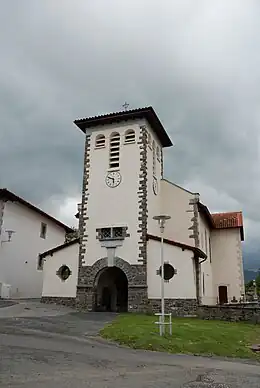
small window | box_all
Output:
[95,134,105,148]
[99,227,124,240]
[56,265,72,281]
[157,263,177,281]
[100,228,112,239]
[40,222,47,239]
[113,227,123,238]
[205,230,208,254]
[37,255,44,270]
[203,272,205,295]
[124,129,135,144]
[109,132,120,168]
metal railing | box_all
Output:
[155,313,172,336]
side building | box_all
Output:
[0,188,73,299]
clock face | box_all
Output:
[105,171,122,188]
[153,177,158,195]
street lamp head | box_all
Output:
[153,215,171,233]
[153,215,171,221]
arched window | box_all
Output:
[109,132,120,168]
[148,133,152,148]
[95,134,105,148]
[124,129,135,144]
[152,140,156,176]
[156,146,160,161]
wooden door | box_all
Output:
[218,286,228,304]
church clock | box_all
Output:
[105,171,122,188]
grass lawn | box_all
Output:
[100,314,260,360]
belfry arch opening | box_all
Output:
[94,266,128,312]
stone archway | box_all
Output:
[77,256,147,312]
[94,266,128,312]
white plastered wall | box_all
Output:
[157,180,195,246]
[42,243,79,298]
[83,120,144,267]
[198,212,214,305]
[147,239,196,299]
[211,228,244,303]
[0,201,67,298]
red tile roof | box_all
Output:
[211,211,244,240]
[198,202,244,240]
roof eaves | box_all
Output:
[0,188,74,233]
[161,179,196,195]
[211,211,244,241]
[39,238,80,259]
[198,202,214,228]
[74,106,173,148]
[146,234,207,259]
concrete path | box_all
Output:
[0,300,260,387]
[0,299,74,318]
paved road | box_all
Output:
[0,301,260,387]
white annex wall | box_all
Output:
[84,120,144,267]
[198,212,214,305]
[158,180,195,245]
[0,201,67,298]
[211,228,244,302]
[147,239,196,299]
[42,243,79,298]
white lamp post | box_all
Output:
[153,215,171,335]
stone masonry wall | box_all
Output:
[147,298,198,316]
[198,305,260,324]
[137,125,148,272]
[76,256,147,312]
[41,296,76,308]
[77,134,91,288]
[188,195,201,304]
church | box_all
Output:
[40,106,245,314]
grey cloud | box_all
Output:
[0,0,260,266]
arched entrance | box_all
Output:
[94,266,128,312]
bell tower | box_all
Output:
[74,107,172,312]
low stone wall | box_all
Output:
[198,305,260,324]
[147,298,198,316]
[41,296,260,324]
[41,296,76,308]
[41,295,198,316]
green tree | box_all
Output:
[245,274,260,297]
[256,274,260,294]
[65,227,79,243]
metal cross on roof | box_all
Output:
[122,102,129,111]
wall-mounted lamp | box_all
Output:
[1,229,16,245]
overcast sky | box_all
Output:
[1,1,260,267]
